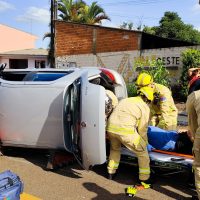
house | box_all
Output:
[0,24,37,53]
[0,49,48,69]
[0,24,48,69]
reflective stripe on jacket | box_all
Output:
[106,96,150,143]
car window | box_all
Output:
[23,71,74,81]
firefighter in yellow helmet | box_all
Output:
[106,86,153,184]
[136,72,178,131]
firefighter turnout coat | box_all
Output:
[186,91,200,199]
[106,96,150,181]
[150,83,178,131]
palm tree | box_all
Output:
[44,0,110,67]
[57,0,86,22]
[80,1,110,25]
[120,22,134,30]
[58,0,110,25]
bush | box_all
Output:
[127,59,171,97]
[179,49,200,100]
[127,83,137,97]
[134,59,170,87]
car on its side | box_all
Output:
[0,65,127,170]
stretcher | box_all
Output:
[121,147,193,176]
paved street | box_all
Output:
[0,148,196,200]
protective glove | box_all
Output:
[147,144,155,152]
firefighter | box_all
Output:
[186,68,200,200]
[135,72,178,131]
[105,90,119,123]
[188,67,200,95]
[106,90,119,110]
[106,86,154,185]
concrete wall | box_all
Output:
[55,21,200,84]
[56,45,200,84]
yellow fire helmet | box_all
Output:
[138,86,154,101]
[136,72,153,87]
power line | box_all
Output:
[101,0,172,7]
[110,13,160,21]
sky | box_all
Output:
[0,0,200,49]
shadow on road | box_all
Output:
[92,163,196,199]
[83,182,144,200]
[2,147,197,199]
[1,147,83,179]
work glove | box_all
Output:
[147,144,155,152]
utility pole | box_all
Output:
[50,0,57,68]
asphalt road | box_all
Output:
[0,148,196,200]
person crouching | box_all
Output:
[106,86,154,185]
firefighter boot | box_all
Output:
[191,194,199,200]
[107,173,116,180]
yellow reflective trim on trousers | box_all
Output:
[139,168,150,175]
[107,124,134,135]
[108,160,119,169]
[196,181,200,188]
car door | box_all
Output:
[63,72,106,170]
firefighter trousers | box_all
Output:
[107,132,150,181]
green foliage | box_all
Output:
[80,2,110,24]
[134,59,170,87]
[120,22,134,30]
[179,49,200,99]
[142,11,200,44]
[143,26,156,35]
[57,0,110,24]
[127,59,170,97]
[127,83,137,97]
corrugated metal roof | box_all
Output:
[0,48,48,56]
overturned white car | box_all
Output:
[0,65,127,169]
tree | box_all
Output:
[57,0,110,24]
[80,2,110,24]
[119,21,143,31]
[58,0,86,22]
[143,26,156,35]
[142,11,200,44]
[44,0,110,67]
[127,59,170,97]
[120,22,134,30]
[179,49,200,100]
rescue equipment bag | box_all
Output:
[0,170,23,200]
